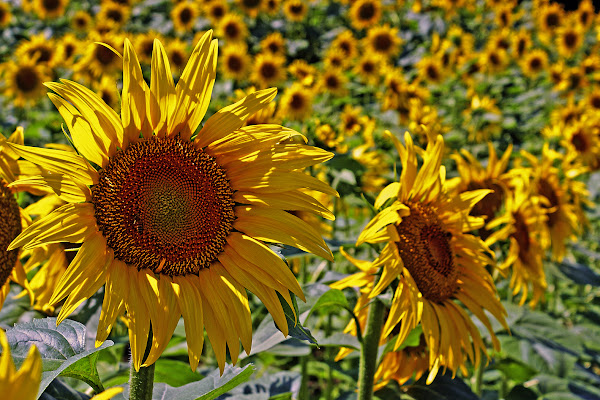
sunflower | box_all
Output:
[135,31,164,65]
[220,43,250,81]
[5,32,336,373]
[339,105,364,136]
[324,46,350,70]
[277,83,313,121]
[581,54,600,79]
[97,1,130,28]
[556,23,584,59]
[353,51,384,85]
[374,338,430,389]
[583,90,600,111]
[74,32,124,80]
[576,0,595,30]
[205,0,228,24]
[448,143,513,242]
[251,53,286,88]
[15,33,60,67]
[282,0,307,22]
[218,13,248,43]
[171,1,198,33]
[520,48,548,78]
[495,4,517,28]
[234,87,279,126]
[0,330,41,400]
[521,145,585,261]
[260,32,287,57]
[262,0,279,14]
[560,117,600,170]
[58,33,82,66]
[288,59,316,87]
[349,0,381,30]
[512,29,531,59]
[364,24,402,58]
[486,177,549,307]
[236,0,262,18]
[483,45,508,74]
[94,76,120,111]
[356,131,507,383]
[166,39,188,76]
[332,30,358,60]
[318,69,347,97]
[315,123,346,153]
[1,59,51,107]
[0,2,12,27]
[33,0,68,19]
[0,128,36,310]
[71,10,92,32]
[416,56,445,84]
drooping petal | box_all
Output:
[96,259,129,346]
[172,275,204,370]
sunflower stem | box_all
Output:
[358,299,384,400]
[474,352,485,397]
[129,332,155,400]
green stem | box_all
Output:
[129,332,155,400]
[358,299,385,400]
[474,351,485,397]
[299,356,308,400]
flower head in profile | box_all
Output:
[356,131,507,383]
[5,32,336,373]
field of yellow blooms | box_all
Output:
[1,0,600,399]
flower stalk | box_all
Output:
[129,332,155,400]
[357,298,384,400]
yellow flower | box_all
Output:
[364,24,402,57]
[74,32,124,81]
[166,39,189,76]
[520,49,548,78]
[512,29,532,59]
[576,0,595,30]
[324,46,350,70]
[486,176,549,307]
[288,59,316,87]
[339,105,364,136]
[33,0,68,19]
[416,56,445,84]
[204,0,228,24]
[262,0,280,15]
[483,45,508,74]
[218,13,248,43]
[374,341,430,388]
[282,0,307,22]
[277,83,313,121]
[97,1,130,28]
[94,76,120,111]
[556,22,584,59]
[315,123,346,153]
[71,10,92,32]
[536,2,564,39]
[15,33,60,67]
[1,59,51,107]
[356,131,507,383]
[353,51,385,85]
[5,32,336,373]
[332,30,358,60]
[236,0,262,17]
[318,69,347,97]
[559,116,600,170]
[220,43,250,81]
[260,32,287,57]
[348,0,382,30]
[171,2,198,33]
[0,2,12,27]
[0,330,42,400]
[251,53,286,88]
[135,31,164,65]
[58,33,82,66]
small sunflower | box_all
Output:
[97,1,130,28]
[486,177,549,307]
[1,59,51,107]
[288,59,316,87]
[349,0,381,30]
[5,33,336,373]
[324,46,350,70]
[282,0,307,22]
[339,105,364,136]
[583,90,600,111]
[512,29,531,58]
[356,131,507,383]
[262,0,280,14]
[171,1,198,33]
[58,33,82,66]
[374,338,430,389]
[576,0,595,30]
[135,31,164,65]
[94,76,120,110]
[15,33,60,67]
[33,0,68,19]
[318,69,347,97]
[483,45,508,74]
[218,13,248,43]
[364,24,402,58]
[0,330,42,400]
[417,56,445,84]
[0,1,12,27]
[315,123,346,153]
[71,10,92,32]
[205,0,228,24]
[166,39,189,76]
[353,51,384,85]
[556,23,584,59]
[560,117,600,170]
[220,43,251,81]
[581,54,600,79]
[520,49,548,78]
[236,0,262,18]
[277,83,313,121]
[74,32,124,80]
[332,30,358,60]
[260,32,287,57]
[537,2,564,37]
[251,53,286,88]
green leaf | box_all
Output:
[153,359,204,387]
[495,357,538,383]
[279,292,318,346]
[308,289,349,317]
[4,317,113,397]
[406,372,479,400]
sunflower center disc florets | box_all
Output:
[395,202,458,303]
[92,137,235,276]
[0,179,21,288]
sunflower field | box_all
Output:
[2,0,600,399]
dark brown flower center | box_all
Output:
[290,93,305,109]
[42,0,60,11]
[373,33,392,52]
[564,31,578,49]
[537,178,560,228]
[225,22,240,39]
[92,137,235,276]
[395,202,458,303]
[260,61,277,79]
[545,12,560,28]
[227,54,243,72]
[107,9,123,23]
[358,2,375,20]
[15,66,39,92]
[95,45,117,65]
[179,7,192,24]
[0,179,21,289]
[512,211,530,261]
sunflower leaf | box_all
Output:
[278,292,318,346]
[3,317,113,398]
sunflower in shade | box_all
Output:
[4,32,336,374]
[356,131,507,383]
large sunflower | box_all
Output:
[356,131,507,383]
[5,32,336,373]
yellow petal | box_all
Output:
[122,39,150,145]
[90,387,124,400]
[230,169,338,197]
[9,174,91,203]
[233,190,334,220]
[149,39,176,137]
[357,202,408,246]
[96,259,129,346]
[172,275,204,370]
[125,267,151,372]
